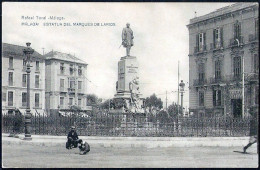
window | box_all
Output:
[233,56,241,79]
[69,98,73,105]
[60,63,65,74]
[78,81,82,90]
[78,66,82,76]
[8,72,13,86]
[35,93,40,108]
[22,74,27,87]
[60,79,64,91]
[215,60,221,80]
[253,54,259,73]
[213,90,221,106]
[8,91,13,106]
[69,78,75,89]
[70,64,74,75]
[35,75,40,88]
[213,28,223,48]
[9,57,13,69]
[22,92,27,107]
[198,63,205,83]
[234,21,241,40]
[36,61,40,71]
[78,98,82,107]
[197,32,206,52]
[199,91,204,106]
[256,19,259,38]
[60,97,64,106]
[23,59,27,70]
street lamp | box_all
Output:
[23,42,34,140]
[179,80,185,115]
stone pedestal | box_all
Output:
[115,56,140,98]
[114,56,144,113]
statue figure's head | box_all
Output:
[126,23,130,28]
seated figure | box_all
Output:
[66,126,80,149]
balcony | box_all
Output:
[245,73,259,82]
[210,42,223,51]
[68,88,75,93]
[248,34,258,43]
[229,36,244,47]
[193,79,207,86]
[194,45,207,54]
[209,77,224,84]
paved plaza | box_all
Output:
[2,137,258,168]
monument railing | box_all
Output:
[2,110,254,137]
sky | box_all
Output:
[2,2,235,109]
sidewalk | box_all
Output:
[2,133,251,148]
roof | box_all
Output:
[189,3,258,25]
[44,51,87,65]
[2,43,43,59]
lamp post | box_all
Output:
[179,80,185,115]
[23,42,34,140]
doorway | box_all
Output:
[231,99,242,118]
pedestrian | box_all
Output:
[243,110,258,153]
[78,139,90,155]
[66,126,80,149]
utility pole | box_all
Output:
[242,55,245,118]
[177,61,180,115]
[42,48,45,55]
[166,91,168,112]
[74,54,78,107]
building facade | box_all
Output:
[45,51,89,114]
[2,43,46,115]
[187,3,259,117]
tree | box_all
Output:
[87,94,101,106]
[145,94,163,112]
[167,102,182,118]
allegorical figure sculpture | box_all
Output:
[129,77,140,112]
[122,23,134,56]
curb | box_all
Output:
[2,134,250,148]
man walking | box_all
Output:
[243,110,258,153]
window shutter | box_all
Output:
[238,22,241,38]
[196,34,199,52]
[220,27,223,47]
[203,32,206,50]
[233,23,236,39]
[218,90,221,105]
[213,90,216,107]
[213,29,216,48]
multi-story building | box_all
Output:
[187,3,258,117]
[2,43,46,115]
[45,51,89,114]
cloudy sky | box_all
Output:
[2,2,234,109]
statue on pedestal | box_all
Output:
[122,23,134,56]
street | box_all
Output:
[2,143,258,168]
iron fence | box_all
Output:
[2,110,253,137]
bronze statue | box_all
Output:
[122,23,134,56]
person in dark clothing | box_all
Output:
[243,111,258,153]
[78,139,90,155]
[66,126,80,149]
